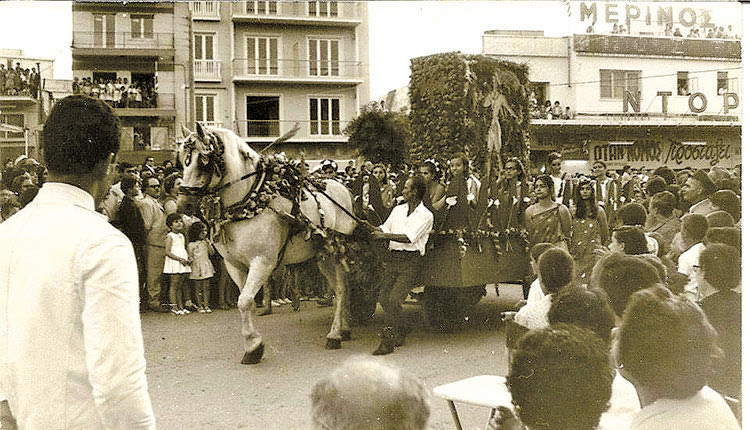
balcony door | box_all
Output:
[308,39,339,76]
[246,96,279,137]
[93,13,115,47]
[247,37,279,75]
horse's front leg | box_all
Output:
[233,256,276,364]
[317,258,350,350]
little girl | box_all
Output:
[187,221,215,313]
[164,212,192,315]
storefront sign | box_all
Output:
[623,91,740,114]
[575,1,740,35]
[589,138,740,169]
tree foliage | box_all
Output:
[344,102,411,166]
[409,52,530,170]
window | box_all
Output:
[246,0,277,14]
[247,37,279,75]
[130,15,153,39]
[677,71,690,96]
[309,97,341,135]
[194,33,215,60]
[308,1,338,17]
[133,125,150,151]
[717,71,729,95]
[599,69,641,99]
[93,13,115,47]
[196,95,216,123]
[246,96,279,137]
[308,39,339,76]
[0,114,23,139]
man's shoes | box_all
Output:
[372,327,396,355]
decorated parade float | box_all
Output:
[408,52,531,328]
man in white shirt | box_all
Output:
[99,161,141,222]
[674,214,709,302]
[370,176,433,355]
[547,152,573,207]
[0,95,156,429]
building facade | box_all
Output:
[71,1,191,164]
[482,3,741,173]
[189,0,369,160]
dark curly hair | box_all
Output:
[548,285,616,345]
[617,286,720,399]
[42,95,120,175]
[573,178,598,220]
[507,324,614,430]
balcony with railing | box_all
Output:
[189,1,221,20]
[232,58,364,84]
[234,119,349,140]
[232,1,361,27]
[194,60,222,81]
[72,32,174,56]
[574,34,741,60]
[197,121,224,129]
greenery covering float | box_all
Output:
[409,51,530,167]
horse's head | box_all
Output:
[176,122,226,211]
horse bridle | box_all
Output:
[177,131,263,199]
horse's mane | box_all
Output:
[205,126,260,168]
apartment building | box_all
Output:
[189,0,369,160]
[71,1,190,164]
[482,1,741,172]
[0,49,55,163]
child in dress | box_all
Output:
[187,221,215,313]
[164,213,191,315]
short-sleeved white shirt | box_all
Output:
[380,202,433,255]
[677,242,706,301]
[630,386,740,430]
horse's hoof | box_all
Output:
[325,338,342,350]
[341,330,352,341]
[240,343,265,365]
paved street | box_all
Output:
[142,284,523,429]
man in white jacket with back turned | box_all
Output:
[0,95,155,429]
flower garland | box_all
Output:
[433,226,529,259]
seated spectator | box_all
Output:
[698,244,741,401]
[589,252,662,317]
[310,356,429,430]
[706,210,735,228]
[672,213,708,302]
[609,226,649,255]
[521,242,556,307]
[708,190,740,225]
[615,286,740,430]
[548,284,641,430]
[513,248,574,331]
[562,106,573,119]
[551,101,563,119]
[704,226,740,250]
[673,27,682,37]
[494,324,614,430]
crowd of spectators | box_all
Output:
[0,63,41,98]
[530,97,573,120]
[72,76,156,108]
[586,22,740,39]
[0,119,742,428]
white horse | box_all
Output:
[176,123,357,364]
